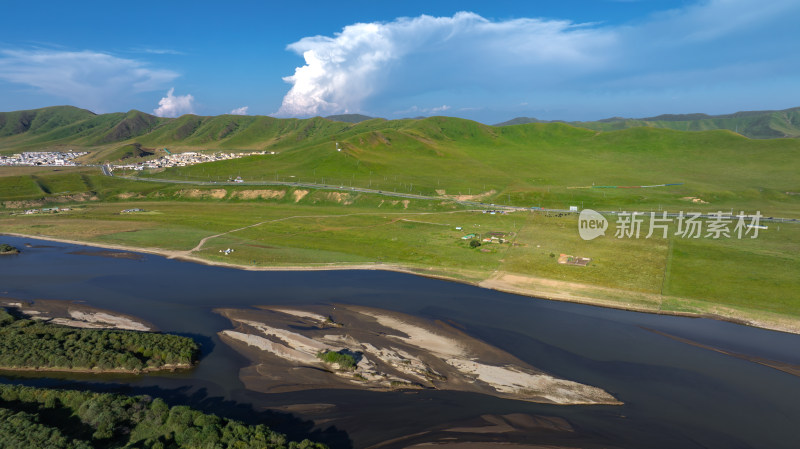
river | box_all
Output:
[1,235,799,448]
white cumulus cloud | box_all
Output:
[276,1,800,119]
[0,49,178,113]
[229,106,249,115]
[276,12,614,117]
[153,88,195,117]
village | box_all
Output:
[19,207,71,215]
[0,151,87,166]
[0,148,275,171]
[112,150,274,171]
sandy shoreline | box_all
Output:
[0,363,192,375]
[0,297,154,332]
[4,231,798,335]
[0,298,193,375]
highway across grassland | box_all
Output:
[103,165,799,224]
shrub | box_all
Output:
[0,244,19,253]
[316,350,356,370]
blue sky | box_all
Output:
[0,0,797,123]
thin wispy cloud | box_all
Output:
[229,106,249,115]
[277,0,800,119]
[0,49,178,113]
[395,104,451,116]
[137,48,186,55]
[153,88,195,117]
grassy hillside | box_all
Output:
[98,109,164,143]
[497,107,800,139]
[325,113,374,123]
[2,105,798,160]
[1,111,799,216]
[137,119,800,217]
[0,107,363,158]
[0,106,95,137]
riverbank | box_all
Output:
[0,298,153,331]
[4,231,799,336]
[0,363,192,375]
[0,246,19,255]
[0,298,199,375]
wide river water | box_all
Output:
[1,235,799,448]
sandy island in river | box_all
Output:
[216,304,620,405]
[0,298,153,331]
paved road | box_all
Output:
[104,171,799,224]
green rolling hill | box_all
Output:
[2,105,798,159]
[0,105,95,137]
[496,106,800,139]
[1,105,799,215]
[325,113,375,123]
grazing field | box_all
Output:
[664,232,800,316]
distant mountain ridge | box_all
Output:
[492,117,555,126]
[1,105,799,162]
[495,106,800,139]
[325,114,375,123]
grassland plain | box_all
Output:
[1,111,799,332]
